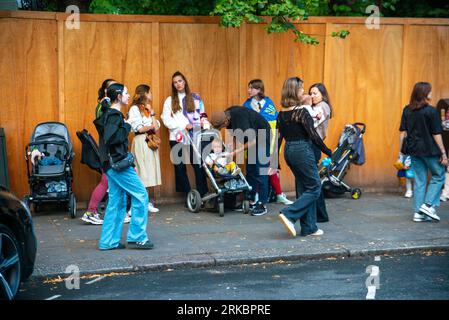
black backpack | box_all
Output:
[76,129,102,173]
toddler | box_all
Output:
[394,154,413,198]
[205,139,241,176]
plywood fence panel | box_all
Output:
[0,18,58,197]
[324,24,404,190]
[243,23,327,192]
[158,23,240,198]
[63,21,155,202]
[402,26,449,107]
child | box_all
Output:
[394,154,413,198]
[205,139,241,176]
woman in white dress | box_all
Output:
[128,84,161,213]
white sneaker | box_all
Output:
[148,202,159,213]
[310,229,324,236]
[276,193,294,205]
[404,190,413,198]
[419,204,440,221]
[81,211,103,225]
[124,211,131,224]
[413,212,432,222]
[279,213,296,237]
[440,194,449,202]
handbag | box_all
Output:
[109,152,135,171]
[146,133,161,150]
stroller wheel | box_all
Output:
[187,189,202,213]
[68,193,77,218]
[218,202,224,217]
[351,188,362,200]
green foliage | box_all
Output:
[212,0,330,44]
[89,0,215,15]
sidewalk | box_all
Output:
[31,193,449,280]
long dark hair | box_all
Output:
[309,83,333,118]
[409,82,432,110]
[97,78,116,102]
[171,71,195,113]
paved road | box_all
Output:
[17,251,449,300]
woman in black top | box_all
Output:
[94,83,154,250]
[399,82,447,222]
[276,77,332,237]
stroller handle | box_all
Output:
[353,123,366,134]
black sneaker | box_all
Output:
[129,240,154,250]
[251,202,267,216]
[100,243,126,251]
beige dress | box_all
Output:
[128,105,162,188]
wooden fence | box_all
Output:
[1,11,449,204]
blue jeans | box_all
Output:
[281,140,320,236]
[411,156,446,213]
[246,143,270,204]
[99,166,149,250]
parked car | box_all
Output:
[0,186,37,300]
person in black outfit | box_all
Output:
[94,83,154,250]
[399,82,447,222]
[275,77,332,237]
[211,106,272,216]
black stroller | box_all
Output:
[186,129,253,217]
[23,122,76,217]
[319,123,366,200]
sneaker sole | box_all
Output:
[419,208,440,221]
[278,214,296,237]
[81,217,103,225]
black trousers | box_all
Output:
[169,141,208,196]
[295,143,329,223]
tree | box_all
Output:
[211,0,349,45]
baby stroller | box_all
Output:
[185,129,252,217]
[319,123,366,200]
[23,122,76,217]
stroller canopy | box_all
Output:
[30,122,73,155]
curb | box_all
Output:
[30,244,449,282]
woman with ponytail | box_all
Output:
[128,84,161,213]
[94,83,154,250]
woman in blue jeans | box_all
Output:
[276,77,332,237]
[399,82,447,222]
[94,83,154,250]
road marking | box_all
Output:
[85,276,106,285]
[366,286,377,300]
[46,295,61,300]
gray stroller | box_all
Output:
[23,122,76,217]
[185,129,252,217]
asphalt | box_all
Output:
[30,192,449,280]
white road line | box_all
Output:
[85,276,106,285]
[45,295,61,300]
[366,286,377,300]
[370,266,380,277]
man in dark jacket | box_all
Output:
[211,106,272,216]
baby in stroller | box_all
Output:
[204,138,241,177]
